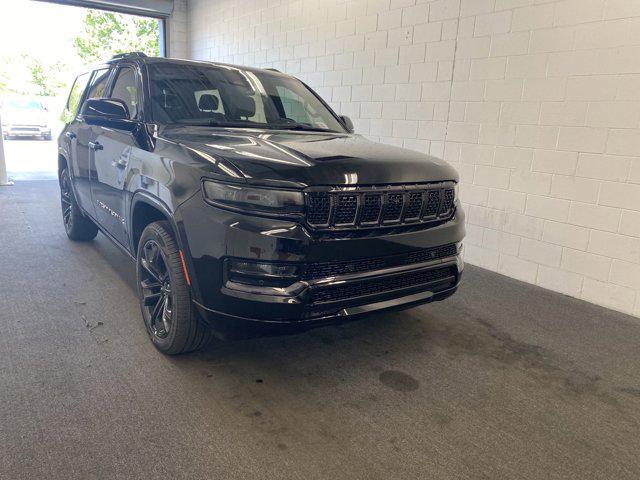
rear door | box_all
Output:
[90,65,141,248]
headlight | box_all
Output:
[454,182,459,201]
[202,180,304,217]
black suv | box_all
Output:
[58,53,465,354]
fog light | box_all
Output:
[227,259,300,286]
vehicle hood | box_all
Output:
[2,107,49,127]
[160,127,458,187]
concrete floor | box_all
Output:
[3,136,59,181]
[1,180,640,480]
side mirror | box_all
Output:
[340,115,354,133]
[81,98,137,132]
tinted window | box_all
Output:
[110,67,139,119]
[86,68,111,100]
[148,63,345,132]
[64,73,90,121]
[276,86,318,125]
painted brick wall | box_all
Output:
[167,0,188,58]
[186,0,640,317]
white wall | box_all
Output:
[187,0,640,317]
[166,0,188,58]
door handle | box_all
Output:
[65,131,76,140]
[88,141,103,151]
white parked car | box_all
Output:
[1,97,52,140]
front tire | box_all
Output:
[60,168,98,241]
[136,221,212,355]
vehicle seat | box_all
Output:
[226,91,256,121]
[198,94,226,123]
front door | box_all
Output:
[90,66,141,248]
[72,68,110,217]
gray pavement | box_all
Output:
[3,136,58,181]
[1,180,639,480]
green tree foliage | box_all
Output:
[26,57,67,97]
[74,9,160,64]
[0,55,67,97]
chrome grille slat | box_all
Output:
[305,183,456,231]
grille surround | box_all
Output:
[304,182,456,231]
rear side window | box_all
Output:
[63,73,90,122]
[110,67,139,119]
[86,68,111,100]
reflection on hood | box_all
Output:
[161,126,459,187]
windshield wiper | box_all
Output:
[174,121,264,128]
[171,120,340,133]
[268,122,338,133]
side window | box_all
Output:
[110,67,139,119]
[85,68,111,100]
[63,72,90,122]
[275,86,324,127]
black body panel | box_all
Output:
[57,55,465,338]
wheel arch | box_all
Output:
[130,191,201,304]
[130,192,177,255]
[58,154,68,179]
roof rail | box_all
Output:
[265,68,280,72]
[108,52,148,62]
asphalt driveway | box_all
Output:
[1,180,639,479]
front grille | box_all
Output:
[383,193,404,222]
[405,192,423,220]
[305,183,456,231]
[303,243,457,280]
[334,194,358,224]
[310,266,456,304]
[306,192,330,225]
[360,195,381,223]
[440,188,455,217]
[424,190,440,217]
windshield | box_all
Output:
[147,63,346,133]
[4,98,45,110]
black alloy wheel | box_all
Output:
[60,171,73,232]
[139,239,174,339]
[59,168,98,241]
[136,221,213,354]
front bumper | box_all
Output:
[194,259,462,338]
[177,194,465,336]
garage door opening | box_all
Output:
[0,0,163,181]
